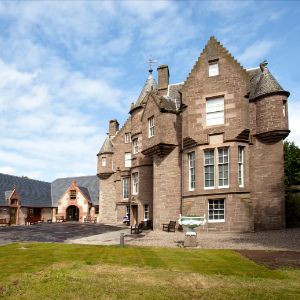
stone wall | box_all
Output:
[153,147,181,230]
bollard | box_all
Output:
[120,232,125,247]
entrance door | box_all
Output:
[10,208,17,225]
[131,205,138,225]
[66,205,79,221]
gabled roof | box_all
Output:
[248,65,289,100]
[51,175,99,206]
[98,136,114,155]
[184,36,247,87]
[78,186,91,201]
[135,70,158,106]
[0,173,51,207]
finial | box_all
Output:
[148,56,158,74]
[260,60,268,73]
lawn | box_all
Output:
[0,243,299,299]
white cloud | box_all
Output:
[0,166,17,175]
[238,41,274,67]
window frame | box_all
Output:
[208,60,219,77]
[218,147,229,188]
[124,152,131,168]
[144,204,149,221]
[70,190,77,200]
[204,149,215,189]
[124,132,131,144]
[206,97,224,127]
[238,146,244,187]
[101,157,106,167]
[148,116,155,138]
[123,177,130,199]
[132,172,139,195]
[208,199,225,223]
[188,151,196,191]
[132,138,138,154]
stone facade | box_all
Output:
[97,37,290,231]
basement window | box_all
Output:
[208,199,225,222]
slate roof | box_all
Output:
[51,175,99,206]
[168,83,183,101]
[0,173,99,208]
[98,136,114,155]
[159,97,177,112]
[0,173,52,207]
[248,66,289,100]
[135,70,158,106]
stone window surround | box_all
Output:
[70,190,77,200]
[203,147,230,190]
[208,59,219,77]
[148,116,155,138]
[132,138,139,154]
[198,91,232,130]
[124,152,131,168]
[208,198,225,223]
[218,147,229,188]
[188,151,196,191]
[132,172,139,195]
[144,204,149,221]
[124,132,131,143]
[206,96,225,127]
[238,146,244,187]
[101,157,106,167]
[123,177,130,199]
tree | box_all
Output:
[284,140,300,187]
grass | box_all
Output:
[0,243,299,299]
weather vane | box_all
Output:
[148,56,158,73]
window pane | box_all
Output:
[209,62,219,77]
[208,199,225,222]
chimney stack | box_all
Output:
[109,119,119,136]
[157,65,169,96]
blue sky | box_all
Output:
[0,0,299,182]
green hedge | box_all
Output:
[285,192,300,227]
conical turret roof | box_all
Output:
[135,70,158,106]
[249,63,289,100]
[98,136,113,155]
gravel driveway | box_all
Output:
[126,228,300,251]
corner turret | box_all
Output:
[249,61,290,143]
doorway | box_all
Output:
[131,205,138,225]
[66,205,79,221]
[10,208,17,225]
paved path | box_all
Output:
[66,228,136,245]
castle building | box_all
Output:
[97,37,290,231]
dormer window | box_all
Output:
[148,117,155,137]
[208,60,219,77]
[70,190,76,200]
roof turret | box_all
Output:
[98,136,113,155]
[135,69,158,106]
[248,61,289,100]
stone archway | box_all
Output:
[66,205,79,221]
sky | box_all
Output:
[0,0,299,182]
